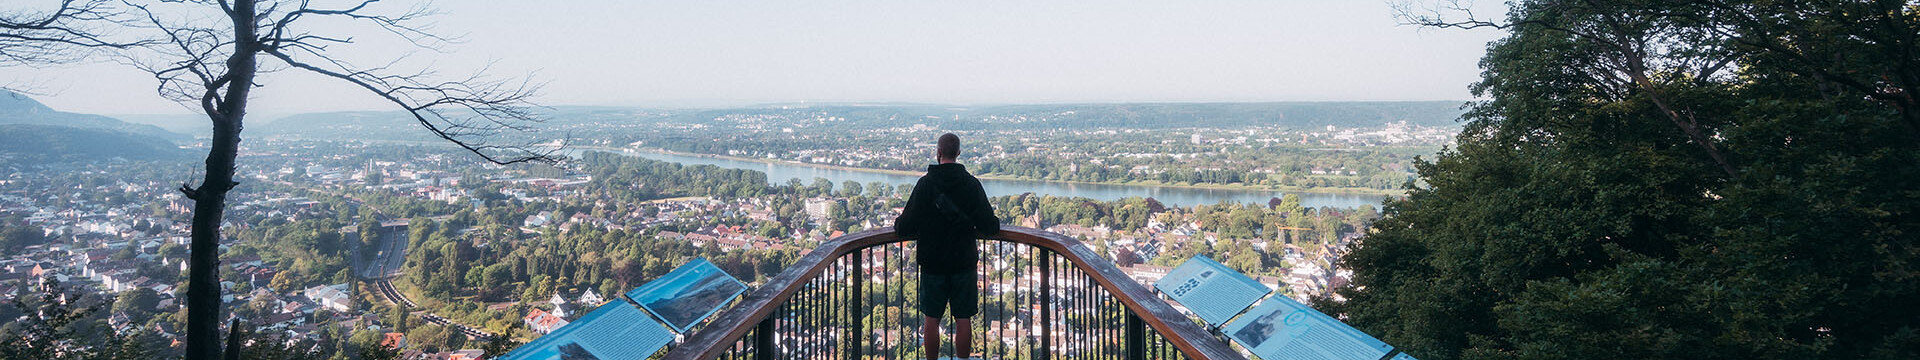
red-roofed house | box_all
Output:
[523,308,569,335]
[381,332,407,349]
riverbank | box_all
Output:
[584,146,1405,197]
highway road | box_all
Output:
[339,195,496,341]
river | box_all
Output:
[604,149,1392,209]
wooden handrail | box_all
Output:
[661,226,1245,360]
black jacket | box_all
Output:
[894,163,1000,274]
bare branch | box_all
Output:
[0,0,150,66]
[265,47,559,164]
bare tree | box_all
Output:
[122,1,560,358]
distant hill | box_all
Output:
[254,106,673,141]
[966,101,1468,129]
[255,111,439,141]
[254,101,1467,141]
[644,101,1468,131]
[0,124,190,164]
[0,91,191,142]
[112,113,211,137]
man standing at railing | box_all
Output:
[896,132,1001,360]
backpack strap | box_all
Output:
[931,186,976,231]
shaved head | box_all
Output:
[937,133,961,161]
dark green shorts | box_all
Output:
[919,271,978,319]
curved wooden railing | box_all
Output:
[663,226,1244,360]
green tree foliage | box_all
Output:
[0,218,47,257]
[110,288,162,324]
[0,279,161,360]
[576,152,770,202]
[227,324,328,360]
[230,217,352,294]
[1333,2,1920,359]
[480,327,524,360]
[840,180,864,198]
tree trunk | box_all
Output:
[186,1,258,359]
[184,113,239,360]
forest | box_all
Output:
[1328,1,1920,360]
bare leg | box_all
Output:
[924,316,941,360]
[955,317,973,359]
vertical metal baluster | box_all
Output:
[1040,250,1052,360]
[1063,252,1071,360]
[1114,291,1123,360]
[997,243,1007,360]
[825,256,833,360]
[896,244,902,360]
[823,268,829,360]
[824,264,830,360]
[806,275,813,360]
[899,243,905,360]
[834,256,842,360]
[803,275,811,360]
[1014,244,1023,360]
[837,256,844,360]
[843,254,850,360]
[990,242,1006,360]
[1125,310,1144,360]
[832,256,841,360]
[1027,245,1035,360]
[755,315,774,360]
[816,273,824,360]
[1065,260,1073,360]
[1020,244,1029,360]
[824,269,831,360]
[899,243,906,360]
[880,246,888,359]
[827,267,834,360]
[852,250,864,360]
[807,290,814,360]
[1104,286,1112,360]
[1109,277,1117,360]
[902,243,910,360]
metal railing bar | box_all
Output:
[664,227,1242,360]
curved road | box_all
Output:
[338,193,496,341]
[373,278,494,339]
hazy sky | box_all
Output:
[4,0,1505,116]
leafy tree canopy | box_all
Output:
[1332,1,1920,359]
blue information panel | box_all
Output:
[1224,296,1394,360]
[1153,256,1271,326]
[626,258,749,333]
[505,302,675,360]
